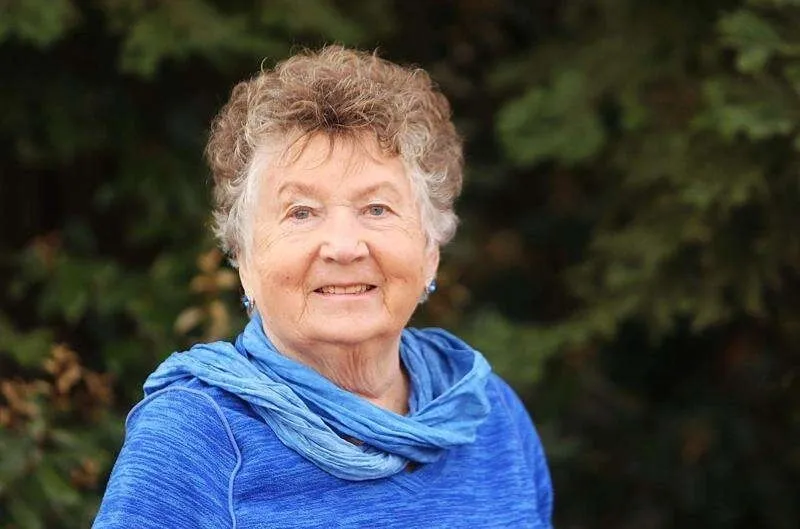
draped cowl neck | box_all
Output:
[144,314,492,481]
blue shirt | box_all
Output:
[94,374,553,528]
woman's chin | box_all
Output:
[290,312,405,347]
[303,321,393,346]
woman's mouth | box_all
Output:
[314,284,377,295]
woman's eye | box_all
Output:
[366,204,387,216]
[288,207,313,220]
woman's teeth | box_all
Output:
[319,285,373,294]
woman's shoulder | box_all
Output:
[486,373,528,410]
[482,374,554,523]
[94,382,243,527]
[123,378,253,463]
[481,373,537,431]
[129,378,249,426]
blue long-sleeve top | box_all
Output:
[94,374,553,528]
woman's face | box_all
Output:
[240,135,439,354]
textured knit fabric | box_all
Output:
[142,315,493,481]
[93,342,554,528]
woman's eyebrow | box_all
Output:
[276,181,319,199]
[275,181,403,202]
[354,182,402,201]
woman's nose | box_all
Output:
[318,209,369,263]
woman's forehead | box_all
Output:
[257,134,411,197]
[265,130,393,167]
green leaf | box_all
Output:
[0,433,32,493]
[0,314,52,367]
[0,0,78,48]
[37,462,81,507]
[459,311,568,386]
[718,9,782,73]
[259,0,374,44]
[117,0,274,77]
[695,80,795,140]
[6,495,45,529]
[782,62,800,93]
[496,70,605,166]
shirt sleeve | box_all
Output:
[494,376,555,528]
[92,387,241,529]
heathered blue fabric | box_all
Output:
[94,374,553,528]
[142,317,493,481]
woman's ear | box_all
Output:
[237,255,253,297]
[424,245,440,285]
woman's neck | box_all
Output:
[267,331,411,415]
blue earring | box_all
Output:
[426,280,437,295]
[421,279,437,303]
[241,295,253,313]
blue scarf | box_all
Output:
[144,315,492,481]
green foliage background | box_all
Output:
[1,1,799,527]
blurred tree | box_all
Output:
[0,1,393,525]
[474,1,800,527]
[1,0,798,528]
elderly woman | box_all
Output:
[94,47,553,528]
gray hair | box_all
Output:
[205,46,464,265]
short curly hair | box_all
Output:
[205,46,464,265]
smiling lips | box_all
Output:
[315,284,376,295]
